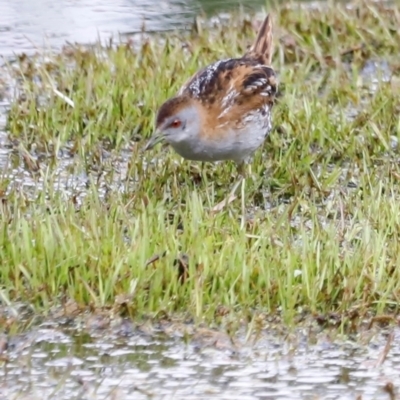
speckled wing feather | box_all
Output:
[178,58,277,127]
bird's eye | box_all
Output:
[169,119,182,129]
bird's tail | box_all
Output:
[246,15,273,65]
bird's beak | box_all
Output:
[144,130,164,151]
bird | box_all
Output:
[145,14,277,225]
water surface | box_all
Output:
[1,0,271,57]
[0,320,398,399]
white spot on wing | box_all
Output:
[245,79,272,93]
[218,84,239,119]
[221,84,237,107]
[181,59,231,98]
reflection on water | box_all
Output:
[1,322,398,399]
[0,0,269,57]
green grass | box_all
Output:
[1,1,400,328]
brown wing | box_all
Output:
[180,58,275,102]
[178,59,276,130]
[216,62,277,129]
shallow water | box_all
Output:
[0,0,287,58]
[0,320,399,399]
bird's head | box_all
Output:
[144,96,201,150]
